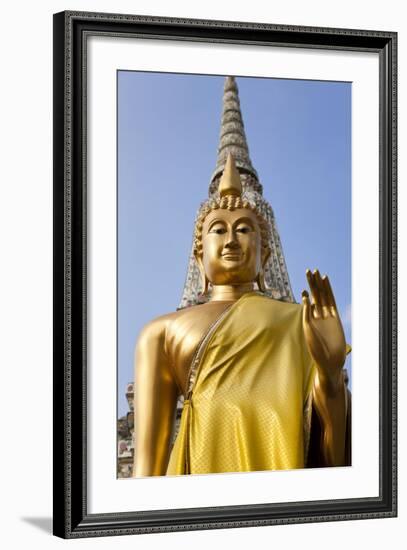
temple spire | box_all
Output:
[210,76,258,186]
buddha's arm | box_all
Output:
[311,368,348,466]
[302,270,349,467]
[132,319,179,477]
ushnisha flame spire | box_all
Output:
[218,153,243,198]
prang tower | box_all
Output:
[179,76,294,308]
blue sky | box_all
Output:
[117,71,352,418]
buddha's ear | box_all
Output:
[194,252,210,296]
[257,248,270,293]
[261,247,271,268]
[256,270,266,293]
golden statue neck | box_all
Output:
[210,283,255,302]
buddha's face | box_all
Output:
[200,207,262,286]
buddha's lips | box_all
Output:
[222,253,242,260]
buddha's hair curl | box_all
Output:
[193,195,271,261]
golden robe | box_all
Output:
[167,292,317,475]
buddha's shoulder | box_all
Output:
[136,303,209,343]
[137,310,179,341]
[245,292,302,316]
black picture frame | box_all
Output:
[53,10,397,539]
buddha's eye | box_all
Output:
[236,225,252,234]
[209,224,227,235]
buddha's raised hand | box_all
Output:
[301,269,347,390]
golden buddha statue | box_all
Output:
[132,153,350,477]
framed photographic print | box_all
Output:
[53,10,397,538]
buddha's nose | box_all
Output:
[225,232,239,248]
